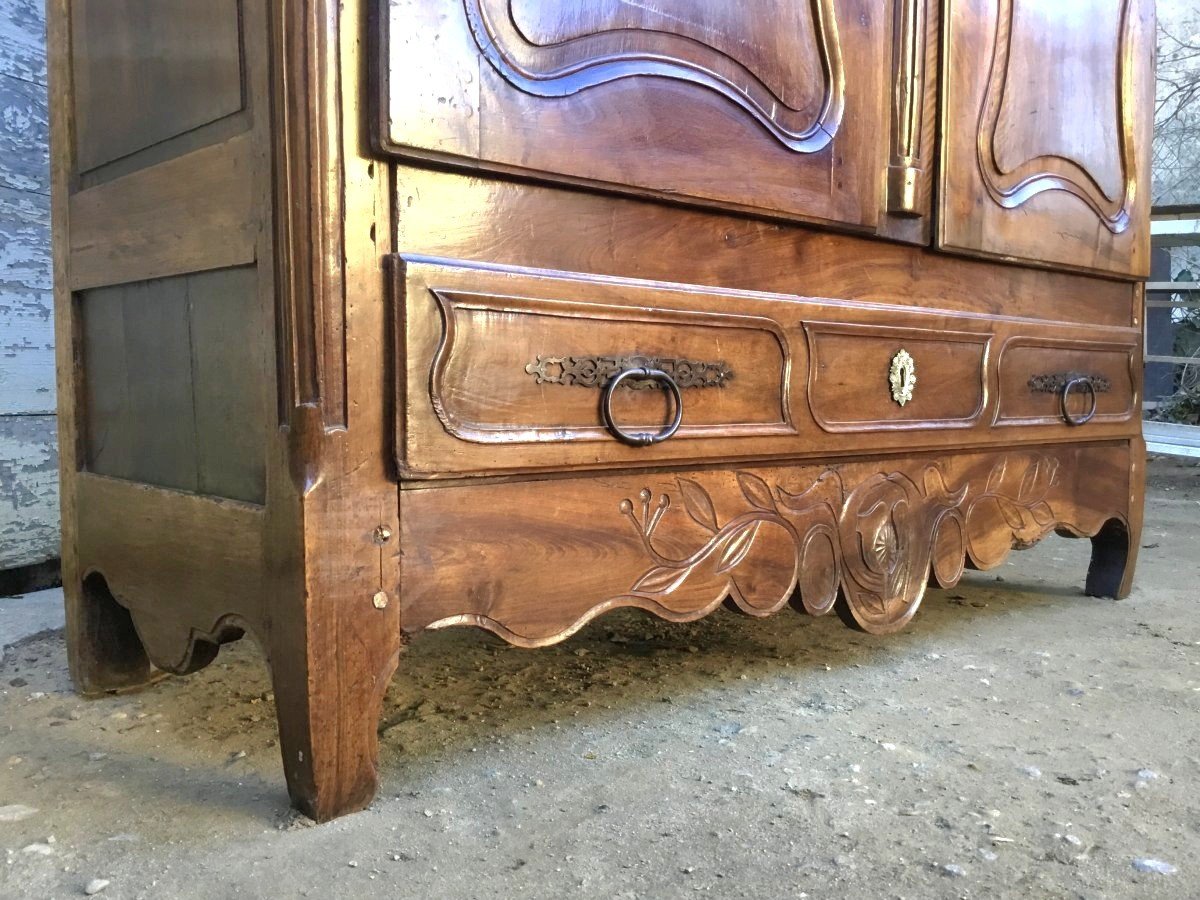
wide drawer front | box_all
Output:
[427,294,791,444]
[394,256,1140,478]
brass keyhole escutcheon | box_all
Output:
[889,349,916,407]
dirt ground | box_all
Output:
[0,459,1198,899]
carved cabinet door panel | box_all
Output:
[938,0,1154,278]
[377,0,889,228]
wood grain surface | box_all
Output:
[395,256,1140,478]
[938,0,1155,278]
[400,443,1139,642]
[47,0,1151,824]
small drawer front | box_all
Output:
[995,340,1137,426]
[805,323,989,432]
[396,256,796,476]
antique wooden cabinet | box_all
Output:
[49,0,1152,820]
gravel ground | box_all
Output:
[0,458,1197,900]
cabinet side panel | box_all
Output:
[71,0,246,173]
[59,1,272,507]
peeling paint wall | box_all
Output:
[0,0,59,571]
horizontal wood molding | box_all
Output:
[393,166,1140,329]
[68,133,257,290]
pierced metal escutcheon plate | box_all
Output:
[526,355,733,390]
[889,349,917,407]
[1027,373,1112,394]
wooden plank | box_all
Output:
[79,266,269,502]
[0,1,58,571]
[74,471,267,636]
[0,186,54,415]
[119,278,197,491]
[0,414,60,570]
[81,276,198,493]
[394,165,1139,329]
[0,0,47,85]
[77,281,130,478]
[0,73,48,193]
[70,0,244,172]
[187,266,268,504]
[68,132,258,290]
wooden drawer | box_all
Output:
[994,339,1138,427]
[393,256,1142,478]
[394,256,798,476]
[805,323,989,432]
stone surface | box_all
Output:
[0,587,64,660]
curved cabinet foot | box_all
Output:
[271,644,401,822]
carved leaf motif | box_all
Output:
[777,469,843,514]
[716,522,761,575]
[1019,457,1059,503]
[986,460,1008,494]
[922,465,968,507]
[861,591,889,616]
[632,566,692,596]
[678,478,719,533]
[737,472,777,513]
[1019,459,1040,502]
[995,497,1027,531]
[1029,501,1055,528]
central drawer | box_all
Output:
[392,256,1139,478]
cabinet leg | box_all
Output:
[269,624,401,822]
[1085,517,1138,600]
[66,573,156,696]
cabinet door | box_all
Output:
[938,0,1154,278]
[376,0,888,229]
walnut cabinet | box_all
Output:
[50,0,1152,820]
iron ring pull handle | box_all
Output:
[601,367,684,446]
[1060,376,1098,426]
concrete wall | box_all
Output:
[0,0,58,572]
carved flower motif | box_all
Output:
[848,475,917,614]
